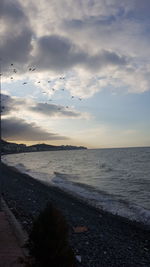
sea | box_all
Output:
[2,147,150,225]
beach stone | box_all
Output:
[76,255,82,263]
[1,163,150,267]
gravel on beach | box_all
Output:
[1,162,150,267]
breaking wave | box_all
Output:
[52,171,150,226]
[2,147,150,226]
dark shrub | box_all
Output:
[28,203,76,267]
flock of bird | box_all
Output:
[1,63,83,113]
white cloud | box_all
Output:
[1,0,150,98]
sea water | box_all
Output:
[2,147,150,225]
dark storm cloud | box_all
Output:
[85,50,127,71]
[1,94,80,118]
[1,117,68,141]
[33,34,128,72]
[1,94,16,115]
[1,28,33,66]
[127,0,150,20]
[29,102,80,117]
[0,0,26,22]
[1,94,26,115]
[63,15,117,30]
[0,0,33,69]
[33,35,87,71]
[0,0,128,74]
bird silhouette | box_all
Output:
[23,82,27,85]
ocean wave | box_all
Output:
[2,158,27,173]
[54,171,79,180]
[52,172,150,226]
[2,151,150,226]
[98,162,114,172]
[15,163,26,172]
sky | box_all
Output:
[1,0,150,148]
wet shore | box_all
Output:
[1,163,150,267]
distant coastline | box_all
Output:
[1,139,87,155]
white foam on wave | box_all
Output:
[1,157,27,173]
[52,172,150,226]
[15,163,27,172]
[54,171,79,180]
[2,157,54,184]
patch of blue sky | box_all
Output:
[84,89,150,128]
[2,80,38,98]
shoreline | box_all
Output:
[1,162,150,266]
[2,162,150,230]
[2,158,150,228]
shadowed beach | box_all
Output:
[1,162,150,267]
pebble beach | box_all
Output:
[1,162,150,267]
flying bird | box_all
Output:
[23,82,27,85]
[37,81,41,83]
[32,68,36,71]
[29,68,32,71]
[10,77,13,79]
[11,63,13,66]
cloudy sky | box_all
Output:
[1,0,150,148]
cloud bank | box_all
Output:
[1,93,83,141]
[1,117,68,141]
[1,0,150,97]
[1,94,81,118]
